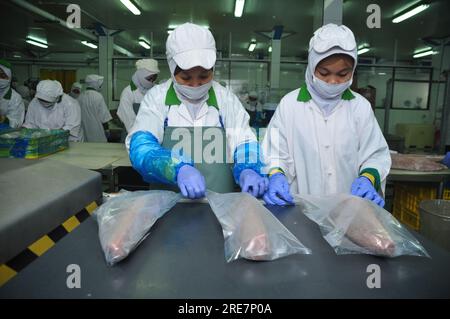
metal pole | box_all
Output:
[150,32,154,58]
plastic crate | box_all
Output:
[393,205,421,230]
[392,183,437,230]
[0,128,69,159]
[0,123,15,134]
[444,188,450,200]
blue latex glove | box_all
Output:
[443,152,450,168]
[263,173,294,206]
[239,169,268,198]
[351,176,385,207]
[129,131,192,184]
[176,164,206,199]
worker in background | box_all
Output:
[24,77,39,99]
[10,76,18,90]
[69,82,82,99]
[23,79,83,142]
[0,59,25,128]
[238,84,249,108]
[78,74,112,142]
[262,24,391,206]
[126,23,267,199]
[117,59,160,133]
[16,85,31,112]
[245,90,265,128]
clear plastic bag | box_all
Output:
[95,190,182,265]
[295,194,429,258]
[206,191,311,262]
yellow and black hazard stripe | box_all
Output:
[0,201,98,287]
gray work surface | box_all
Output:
[0,158,102,263]
[47,142,126,170]
[1,202,450,299]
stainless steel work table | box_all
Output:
[46,142,127,192]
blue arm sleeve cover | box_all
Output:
[129,131,194,184]
[232,141,265,183]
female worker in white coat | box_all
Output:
[126,23,267,200]
[117,59,160,133]
[23,79,83,142]
[0,59,25,128]
[78,74,112,142]
[262,24,391,206]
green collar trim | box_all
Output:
[206,86,218,109]
[297,83,355,102]
[130,80,137,91]
[165,83,219,110]
[342,88,355,100]
[164,83,181,105]
[3,87,12,100]
[297,83,312,102]
[86,87,97,91]
[0,59,11,71]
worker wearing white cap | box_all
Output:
[117,59,160,132]
[262,24,391,206]
[245,90,265,127]
[78,74,112,142]
[23,79,83,141]
[0,59,25,128]
[126,22,267,199]
[69,82,82,99]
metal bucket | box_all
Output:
[419,200,450,251]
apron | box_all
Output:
[160,121,237,193]
[148,84,237,193]
[133,103,140,115]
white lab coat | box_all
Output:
[0,88,25,128]
[78,89,112,142]
[126,79,256,161]
[261,86,391,196]
[23,94,83,142]
[117,84,144,132]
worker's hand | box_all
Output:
[263,173,294,206]
[351,176,385,207]
[443,152,450,168]
[176,164,206,199]
[239,169,268,198]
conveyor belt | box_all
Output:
[1,202,449,298]
[0,158,102,264]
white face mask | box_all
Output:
[0,79,10,89]
[69,92,80,99]
[138,80,154,95]
[39,100,55,108]
[141,78,155,90]
[173,80,212,102]
[312,75,352,99]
